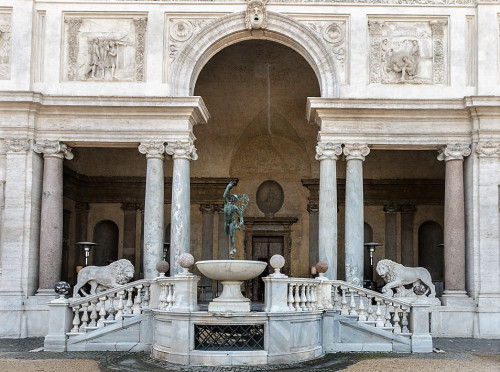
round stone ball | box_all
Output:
[413,284,427,296]
[269,254,285,270]
[54,281,71,296]
[156,260,170,274]
[315,261,329,274]
[178,253,195,269]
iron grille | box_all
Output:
[194,324,265,351]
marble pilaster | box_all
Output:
[438,143,471,298]
[138,141,165,280]
[307,204,319,272]
[315,142,342,280]
[343,143,370,286]
[166,141,197,276]
[33,140,73,293]
[383,204,400,262]
[401,204,416,267]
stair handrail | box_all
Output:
[330,280,411,307]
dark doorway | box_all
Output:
[251,236,284,301]
[418,221,444,295]
[93,220,119,266]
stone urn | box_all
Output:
[196,260,267,312]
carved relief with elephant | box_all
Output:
[369,19,447,85]
[63,16,147,82]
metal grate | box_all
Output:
[194,324,265,351]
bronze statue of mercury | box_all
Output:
[223,181,249,259]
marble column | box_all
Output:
[200,204,215,299]
[315,142,342,280]
[401,204,416,267]
[121,202,138,270]
[33,140,74,293]
[138,141,165,280]
[166,141,197,276]
[307,203,319,272]
[438,144,471,297]
[384,204,400,262]
[343,143,370,286]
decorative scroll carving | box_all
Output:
[304,20,348,84]
[63,16,147,82]
[369,19,447,85]
[4,138,29,153]
[245,0,268,30]
[343,143,370,161]
[315,142,342,161]
[33,140,74,160]
[133,18,147,81]
[138,141,165,159]
[476,142,500,157]
[437,143,471,162]
[166,141,198,161]
[0,12,12,80]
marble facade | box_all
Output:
[0,0,498,341]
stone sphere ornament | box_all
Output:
[269,254,286,277]
[316,261,328,277]
[156,260,170,277]
[178,253,195,275]
[54,281,71,299]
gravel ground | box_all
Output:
[0,338,497,372]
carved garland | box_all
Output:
[133,18,147,82]
[65,18,82,81]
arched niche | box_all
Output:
[93,220,119,266]
[170,12,338,98]
[418,221,444,281]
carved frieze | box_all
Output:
[0,11,11,80]
[4,138,29,153]
[369,18,448,85]
[476,142,500,157]
[116,0,476,4]
[63,15,147,82]
[301,18,349,84]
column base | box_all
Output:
[35,289,57,298]
[440,290,471,306]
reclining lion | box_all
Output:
[73,259,135,297]
[376,259,435,298]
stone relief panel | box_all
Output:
[368,18,448,85]
[298,17,349,84]
[164,14,223,82]
[62,15,147,82]
[0,11,11,80]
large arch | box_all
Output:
[170,11,338,98]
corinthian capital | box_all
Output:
[437,143,471,162]
[138,141,165,159]
[476,141,500,158]
[315,142,342,161]
[4,138,30,153]
[33,140,74,160]
[343,143,370,161]
[166,141,198,161]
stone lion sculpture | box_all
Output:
[73,259,135,297]
[376,259,435,298]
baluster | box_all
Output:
[340,287,349,315]
[171,284,176,308]
[300,284,307,310]
[375,300,384,327]
[133,284,143,314]
[349,289,357,316]
[366,295,374,321]
[305,284,311,310]
[294,283,301,311]
[71,305,81,333]
[125,288,134,314]
[332,284,339,309]
[158,283,166,310]
[143,283,150,307]
[358,292,366,321]
[401,306,409,333]
[89,299,98,327]
[384,302,392,328]
[166,284,173,309]
[393,304,401,333]
[80,302,90,332]
[311,283,318,310]
[107,295,116,321]
[287,283,295,311]
[97,296,107,327]
[116,290,125,320]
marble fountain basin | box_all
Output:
[196,260,267,312]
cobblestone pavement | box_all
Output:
[0,337,497,371]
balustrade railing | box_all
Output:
[286,279,319,311]
[68,280,151,333]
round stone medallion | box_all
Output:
[256,180,284,215]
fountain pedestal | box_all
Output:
[196,260,267,313]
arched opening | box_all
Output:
[92,220,119,266]
[418,221,444,296]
